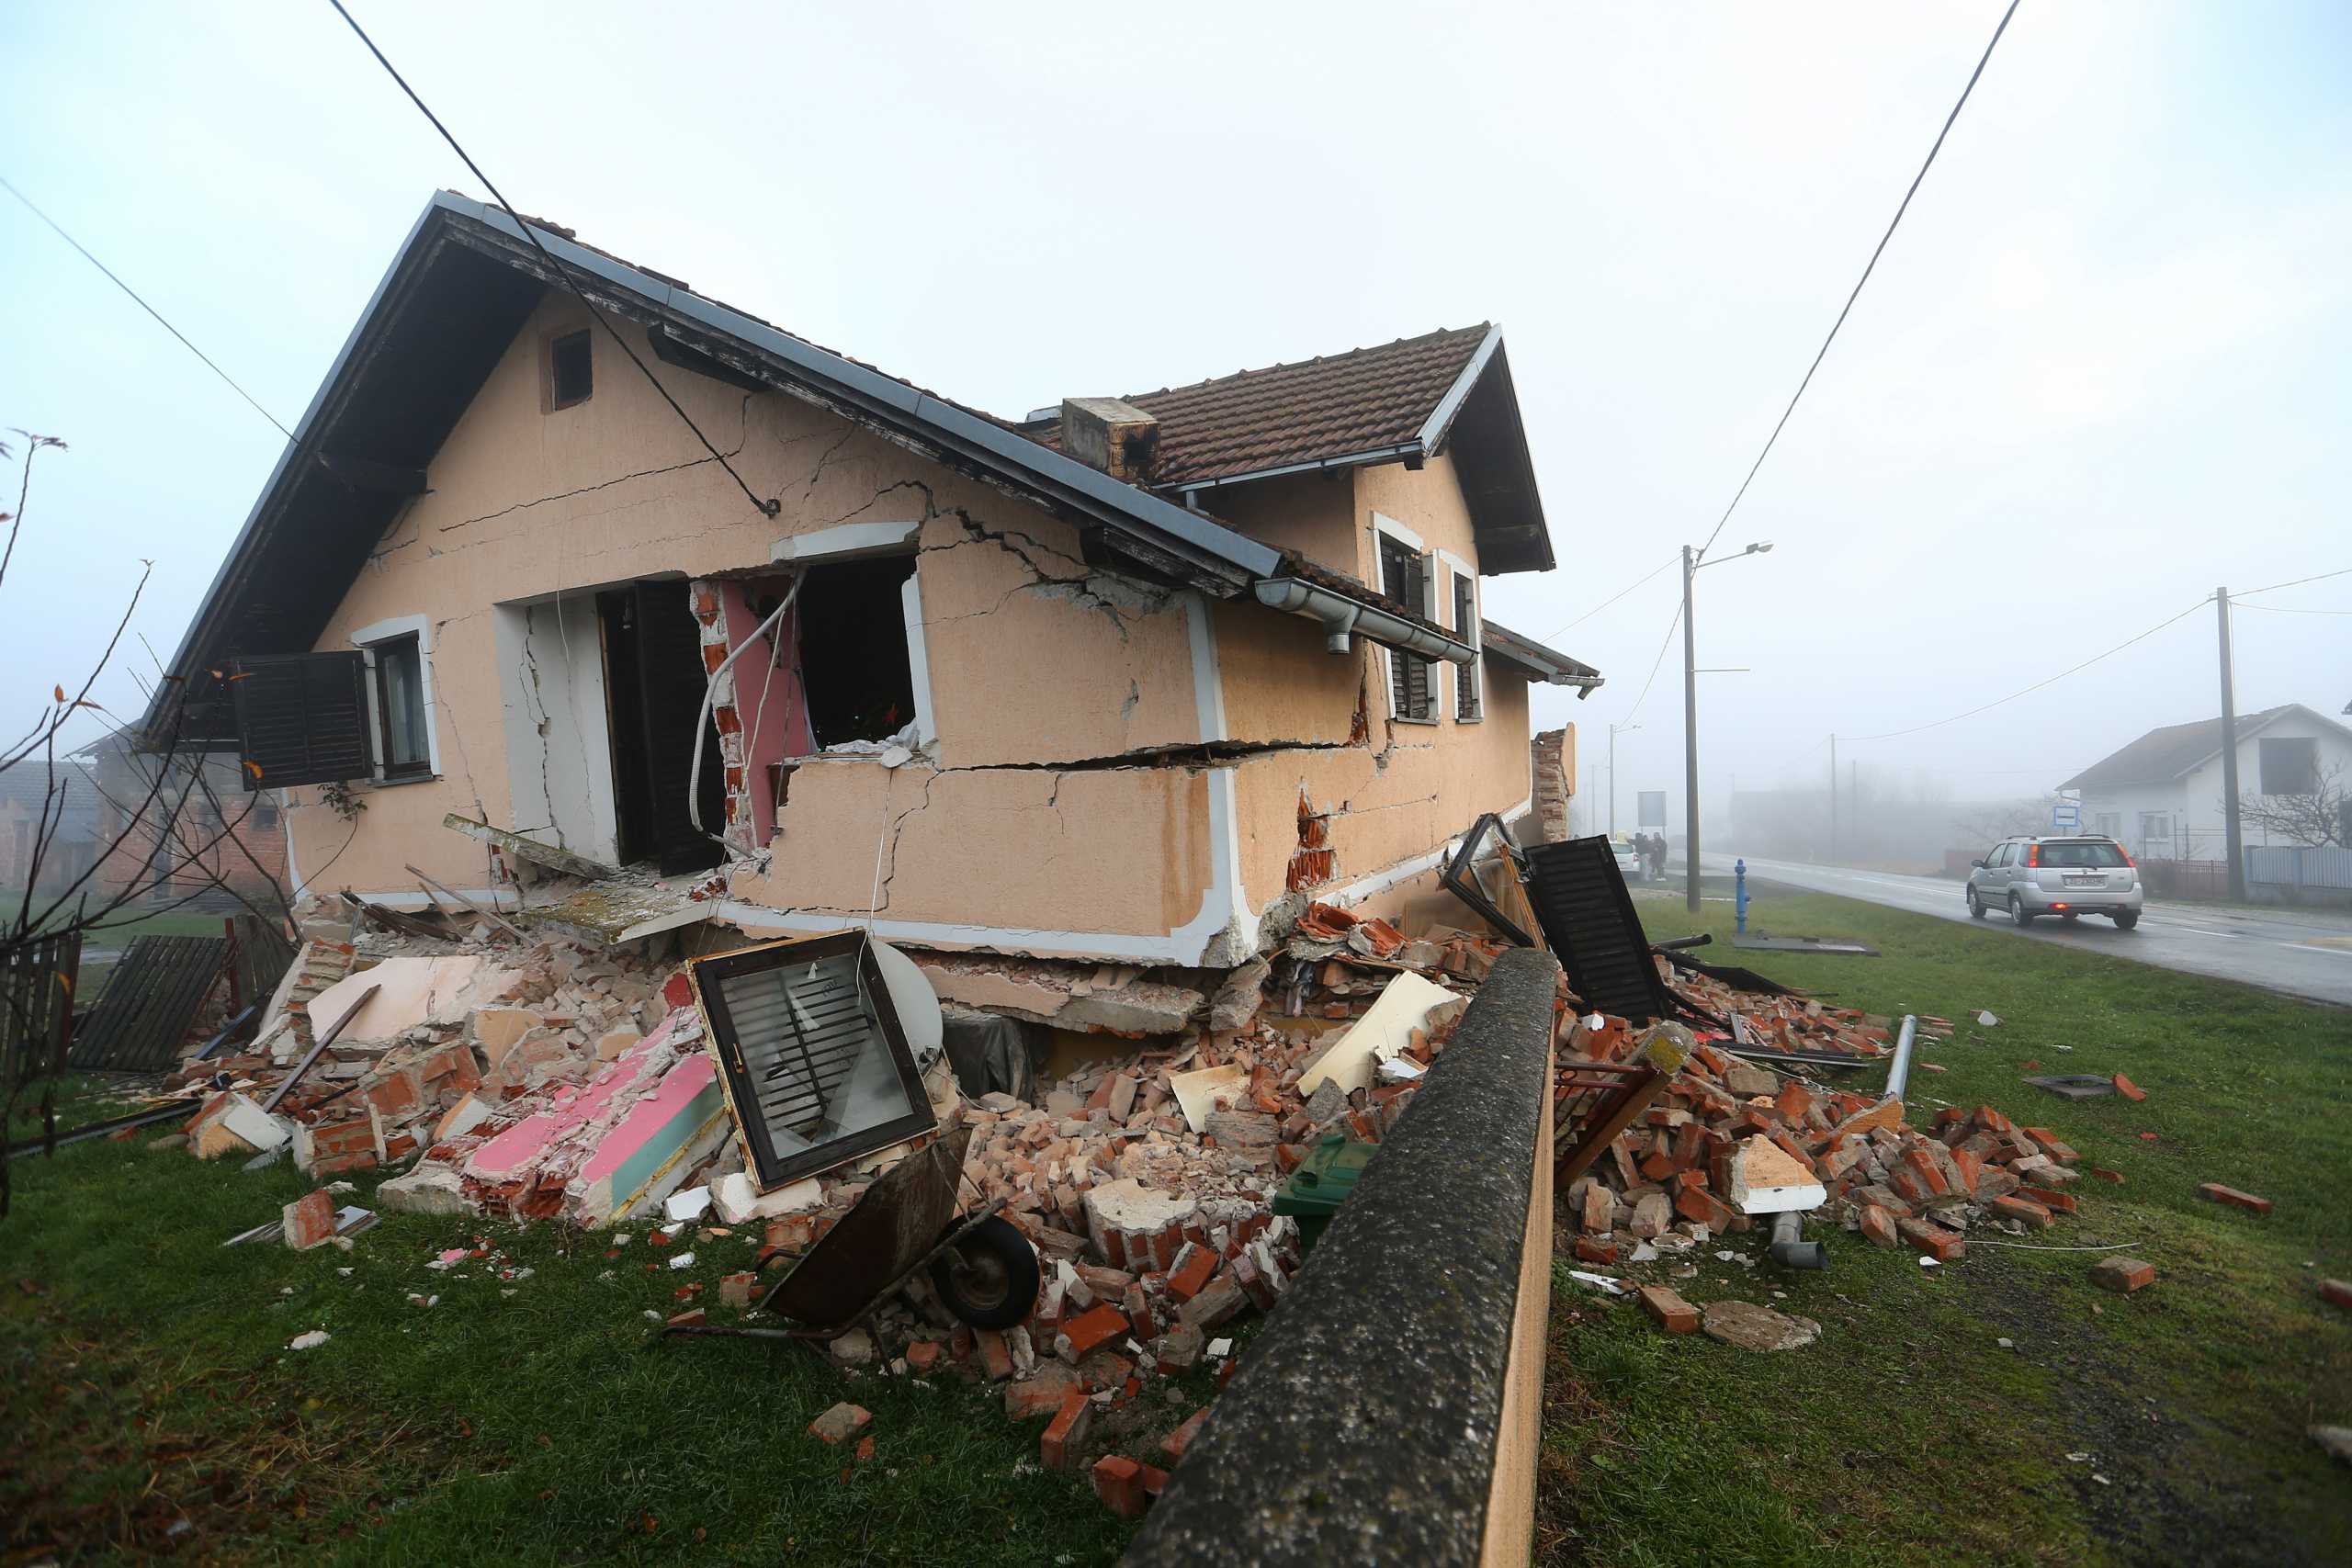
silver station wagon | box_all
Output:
[1966,836,2143,930]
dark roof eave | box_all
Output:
[143,192,1290,737]
[1481,618,1601,693]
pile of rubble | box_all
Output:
[1561,1009,2094,1277]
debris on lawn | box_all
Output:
[1700,1298,1819,1351]
[2312,1427,2352,1467]
[287,1330,330,1350]
[2112,1072,2147,1101]
[2089,1257,2155,1293]
[807,1402,872,1445]
[2321,1280,2352,1312]
[2027,1074,2117,1100]
[2198,1182,2273,1216]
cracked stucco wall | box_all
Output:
[280,292,1544,957]
[283,294,1220,935]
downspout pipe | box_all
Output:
[1768,1209,1827,1269]
[1252,578,1475,664]
[1884,1014,1920,1102]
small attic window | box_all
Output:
[549,329,594,410]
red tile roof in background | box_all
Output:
[1024,325,1491,487]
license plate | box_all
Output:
[2064,874,2101,887]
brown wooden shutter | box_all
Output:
[1454,576,1481,719]
[230,652,372,787]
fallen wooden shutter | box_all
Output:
[1520,835,1671,1023]
[230,652,372,787]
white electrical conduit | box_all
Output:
[688,575,803,844]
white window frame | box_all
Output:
[1372,513,1438,726]
[1437,547,1482,724]
[349,614,441,784]
[767,521,936,747]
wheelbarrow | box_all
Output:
[659,1125,1038,1345]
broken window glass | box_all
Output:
[690,932,935,1189]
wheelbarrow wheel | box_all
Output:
[929,1214,1040,1330]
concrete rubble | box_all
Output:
[1561,950,2102,1347]
[141,892,1510,1523]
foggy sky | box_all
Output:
[4,2,2346,835]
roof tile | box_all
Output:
[1025,325,1491,486]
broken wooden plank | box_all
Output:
[406,864,529,942]
[440,814,619,880]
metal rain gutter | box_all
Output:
[1253,578,1476,665]
[1166,443,1423,495]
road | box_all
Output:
[1701,852,2352,1008]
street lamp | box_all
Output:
[1681,541,1773,912]
[1608,720,1641,837]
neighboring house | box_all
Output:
[139,191,1599,992]
[0,761,100,899]
[2060,703,2352,860]
[80,727,290,911]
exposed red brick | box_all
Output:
[1040,1389,1093,1472]
[1637,1284,1699,1334]
[1161,1406,1210,1463]
[2319,1279,2352,1312]
[1859,1204,1899,1249]
[2198,1182,2272,1216]
[1897,1217,1964,1261]
[2112,1073,2146,1101]
[1989,1194,2053,1230]
[1062,1303,1129,1361]
[1091,1454,1148,1519]
[2089,1256,2154,1293]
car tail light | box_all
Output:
[2025,844,2041,867]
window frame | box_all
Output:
[1438,548,1483,723]
[1373,513,1437,725]
[2257,735,2320,797]
[548,327,594,412]
[350,615,440,785]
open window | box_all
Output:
[368,633,432,780]
[797,555,919,747]
[548,329,594,411]
[688,932,936,1190]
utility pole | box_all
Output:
[2217,586,2245,900]
[1828,734,1838,864]
[1682,546,1701,912]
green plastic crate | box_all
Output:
[1271,1132,1380,1254]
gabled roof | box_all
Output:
[142,194,1587,739]
[2061,703,2352,790]
[1020,324,1555,574]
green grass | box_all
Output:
[1540,888,2352,1567]
[2,1132,1157,1564]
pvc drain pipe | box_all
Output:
[1768,1209,1827,1269]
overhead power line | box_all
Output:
[1536,556,1678,644]
[2,173,295,440]
[1841,594,2209,744]
[2235,564,2352,600]
[324,0,779,519]
[1693,0,2021,564]
[1621,602,1684,725]
[2235,602,2352,617]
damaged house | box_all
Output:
[141,191,1600,1032]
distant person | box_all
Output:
[1648,833,1668,881]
